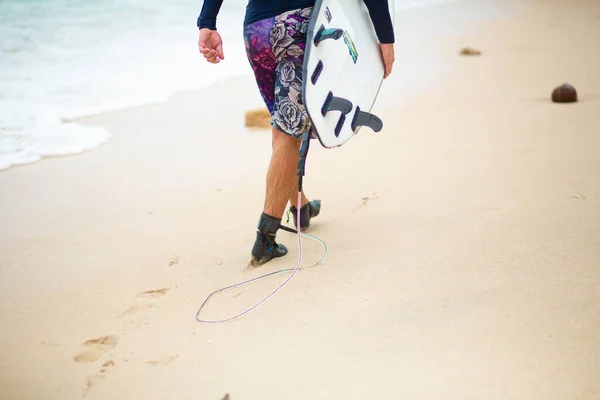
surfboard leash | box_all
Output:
[196,131,328,324]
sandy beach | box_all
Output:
[1,0,599,399]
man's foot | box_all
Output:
[289,200,321,231]
[250,213,288,267]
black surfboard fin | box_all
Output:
[314,25,344,46]
[351,107,383,133]
[321,91,353,117]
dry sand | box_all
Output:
[1,0,599,399]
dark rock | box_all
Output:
[551,83,578,103]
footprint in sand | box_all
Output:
[74,335,119,363]
[168,253,179,267]
[100,360,116,371]
[118,302,155,317]
[144,354,179,366]
[117,288,170,319]
[360,192,379,208]
[135,288,169,298]
[84,360,117,397]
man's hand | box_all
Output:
[198,28,225,64]
[379,43,395,79]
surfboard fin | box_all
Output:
[314,25,344,46]
[351,107,383,133]
[321,91,353,117]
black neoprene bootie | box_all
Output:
[250,213,288,266]
[289,199,321,231]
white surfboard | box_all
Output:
[302,0,395,149]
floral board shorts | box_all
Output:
[243,8,314,139]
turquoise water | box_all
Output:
[0,0,453,171]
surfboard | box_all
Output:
[302,0,396,149]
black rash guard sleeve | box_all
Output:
[197,0,224,30]
[363,0,395,44]
[197,0,395,44]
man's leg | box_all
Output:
[250,127,302,266]
[264,127,308,218]
[250,7,321,265]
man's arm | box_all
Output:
[363,0,395,78]
[363,0,395,44]
[197,0,225,63]
[197,0,224,30]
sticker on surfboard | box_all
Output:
[325,7,332,22]
[343,31,358,63]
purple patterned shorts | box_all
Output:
[244,8,314,139]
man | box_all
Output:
[197,1,395,266]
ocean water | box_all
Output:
[0,0,453,171]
